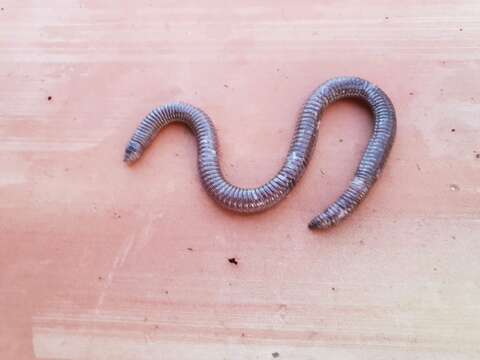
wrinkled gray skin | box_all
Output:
[124,76,396,230]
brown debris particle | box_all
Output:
[449,184,460,192]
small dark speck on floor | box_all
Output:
[228,257,238,265]
[451,235,456,240]
[223,84,229,88]
[175,153,179,157]
[154,325,159,329]
[476,154,480,159]
[359,240,365,245]
[416,163,421,171]
[144,317,148,322]
[98,276,103,281]
[409,92,414,96]
[272,352,280,358]
[433,267,438,271]
[449,184,459,192]
[450,128,455,132]
[164,290,169,295]
[241,332,246,337]
[459,28,463,31]
[1,8,4,11]
[331,287,336,291]
[384,16,389,20]
[187,247,193,251]
[339,138,343,143]
[47,96,52,101]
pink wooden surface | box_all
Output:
[1,1,480,359]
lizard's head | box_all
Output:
[123,140,143,165]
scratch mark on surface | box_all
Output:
[95,234,136,315]
[133,213,158,255]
